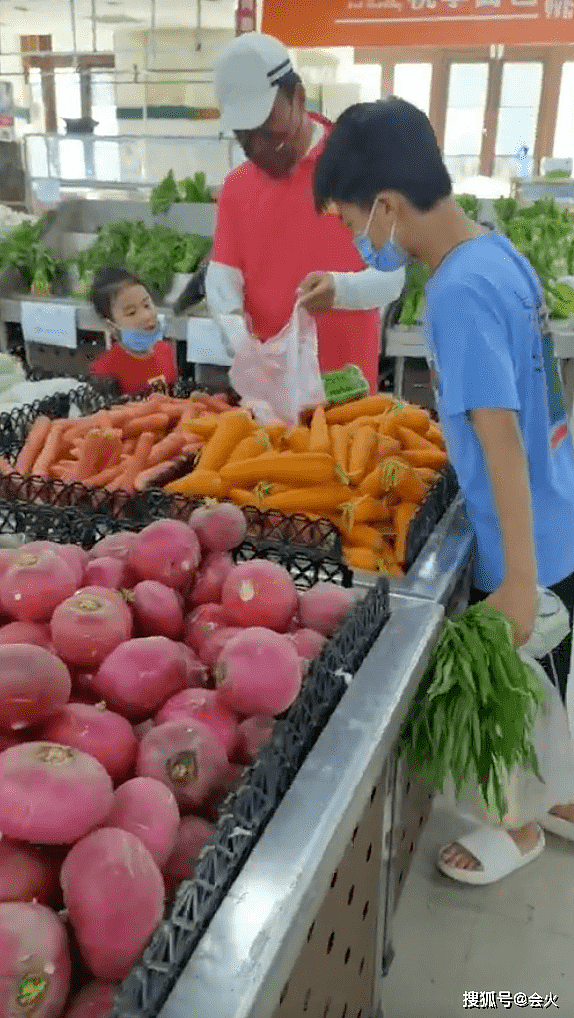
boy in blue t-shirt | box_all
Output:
[313,98,574,886]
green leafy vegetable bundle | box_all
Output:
[396,261,429,326]
[150,170,214,216]
[399,604,547,821]
[0,215,65,295]
[72,220,212,300]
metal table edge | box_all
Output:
[158,595,444,1018]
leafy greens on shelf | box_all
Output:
[150,170,214,215]
[0,215,65,294]
[72,220,212,299]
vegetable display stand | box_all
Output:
[143,595,443,1018]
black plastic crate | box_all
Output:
[0,500,387,1018]
[404,464,459,570]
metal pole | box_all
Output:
[91,0,97,52]
[196,0,201,52]
[69,0,78,55]
[150,0,156,59]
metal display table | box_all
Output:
[158,595,444,1018]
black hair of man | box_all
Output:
[313,97,452,214]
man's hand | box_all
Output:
[297,272,336,312]
[485,577,538,647]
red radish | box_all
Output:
[137,719,234,811]
[88,532,136,563]
[189,501,247,552]
[0,733,22,753]
[162,816,214,899]
[64,982,117,1018]
[83,557,126,591]
[0,621,51,649]
[288,628,327,659]
[131,581,184,640]
[78,586,132,636]
[184,604,229,655]
[40,703,138,784]
[133,719,154,740]
[60,827,164,981]
[51,590,131,670]
[177,643,209,689]
[188,552,234,608]
[0,550,77,623]
[104,777,179,866]
[0,644,71,732]
[297,583,355,637]
[221,561,298,633]
[215,628,301,717]
[0,839,59,905]
[0,548,15,580]
[199,627,242,669]
[232,715,275,766]
[155,689,238,755]
[128,520,201,590]
[92,637,187,719]
[0,902,71,1018]
[0,742,113,844]
[71,671,99,703]
[24,542,87,587]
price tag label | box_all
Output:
[186,318,232,367]
[21,302,77,349]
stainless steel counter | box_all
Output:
[158,595,443,1018]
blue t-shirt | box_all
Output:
[424,231,574,592]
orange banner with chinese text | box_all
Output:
[262,0,573,48]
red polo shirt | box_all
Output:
[211,113,381,392]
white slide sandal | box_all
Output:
[437,825,545,886]
[541,812,574,842]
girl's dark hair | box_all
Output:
[314,97,452,214]
[90,266,147,320]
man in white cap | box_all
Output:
[206,32,405,393]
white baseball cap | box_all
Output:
[214,32,298,133]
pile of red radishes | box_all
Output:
[0,502,356,1018]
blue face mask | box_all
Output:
[354,203,409,271]
[119,321,163,353]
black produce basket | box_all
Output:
[0,500,387,1018]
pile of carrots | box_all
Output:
[164,394,448,575]
[6,391,232,493]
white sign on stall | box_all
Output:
[21,302,77,349]
[186,317,233,367]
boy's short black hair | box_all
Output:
[90,266,147,321]
[277,69,302,104]
[314,97,452,214]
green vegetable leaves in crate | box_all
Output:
[399,604,547,821]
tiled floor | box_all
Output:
[382,796,574,1017]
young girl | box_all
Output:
[90,267,177,396]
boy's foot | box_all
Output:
[440,822,541,873]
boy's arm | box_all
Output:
[471,407,538,646]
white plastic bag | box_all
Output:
[218,305,326,425]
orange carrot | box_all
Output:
[190,391,231,413]
[109,431,155,491]
[260,424,286,447]
[325,394,393,425]
[341,495,391,527]
[340,522,386,551]
[343,545,381,572]
[377,433,402,457]
[414,466,439,486]
[181,415,221,438]
[147,432,186,468]
[426,422,446,449]
[164,470,226,498]
[220,452,337,489]
[381,459,428,504]
[286,426,310,453]
[394,502,419,565]
[123,413,169,438]
[228,487,260,509]
[330,425,349,474]
[264,484,352,513]
[227,430,271,464]
[134,461,177,492]
[308,406,331,454]
[82,463,125,488]
[400,447,448,470]
[196,410,253,473]
[348,426,378,484]
[75,429,106,482]
[31,421,68,477]
[397,425,439,454]
[14,417,52,475]
[358,464,384,498]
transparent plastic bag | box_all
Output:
[218,305,326,425]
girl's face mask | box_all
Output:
[354,199,409,272]
[118,320,163,353]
